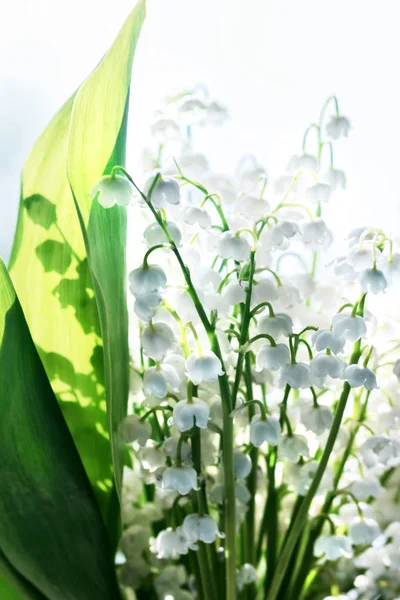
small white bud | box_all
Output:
[256,344,290,372]
[186,352,224,385]
[90,174,135,208]
[217,231,251,262]
[280,363,311,389]
[343,365,378,390]
[120,414,151,446]
[173,398,210,432]
[162,465,200,495]
[250,415,281,447]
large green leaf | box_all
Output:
[67,0,146,499]
[8,95,112,518]
[9,0,147,513]
[0,259,120,600]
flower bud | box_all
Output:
[256,344,290,372]
[173,398,210,431]
[332,314,367,342]
[90,174,135,208]
[162,465,200,495]
[280,363,311,389]
[182,513,224,545]
[250,415,281,447]
[314,535,352,561]
[301,404,333,435]
[143,364,181,398]
[360,268,387,294]
[142,322,176,361]
[237,564,257,591]
[305,183,331,204]
[343,365,378,390]
[233,450,252,479]
[325,115,351,140]
[258,313,293,339]
[143,220,182,248]
[279,434,309,462]
[217,231,251,262]
[348,518,381,546]
[129,264,167,296]
[150,527,190,559]
[311,329,345,354]
[186,352,224,385]
[309,353,346,387]
[120,413,151,446]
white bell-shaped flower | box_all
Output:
[178,97,207,125]
[250,415,281,447]
[142,322,176,361]
[279,434,309,462]
[186,352,224,385]
[137,445,165,472]
[182,513,224,546]
[343,365,378,390]
[222,281,246,305]
[348,518,381,546]
[90,174,135,208]
[182,206,211,229]
[173,398,210,431]
[217,231,251,262]
[150,117,180,141]
[360,268,387,294]
[322,167,346,190]
[314,535,352,561]
[144,174,181,208]
[331,255,357,282]
[301,219,333,249]
[120,413,151,446]
[236,194,270,220]
[312,329,345,354]
[261,221,299,250]
[349,476,382,501]
[296,461,334,496]
[121,524,151,557]
[305,183,331,204]
[134,291,163,323]
[163,436,192,464]
[237,563,257,591]
[326,115,351,140]
[251,279,279,305]
[207,100,229,125]
[233,450,252,479]
[236,481,251,504]
[301,404,333,435]
[393,359,400,379]
[286,153,318,173]
[129,264,167,296]
[332,313,367,342]
[360,435,400,468]
[143,364,181,398]
[143,220,182,248]
[280,363,311,389]
[348,246,374,271]
[309,353,346,387]
[258,313,293,338]
[150,527,190,559]
[256,343,290,372]
[162,465,200,495]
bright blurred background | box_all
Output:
[1,0,400,262]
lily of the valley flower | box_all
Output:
[162,465,200,495]
[250,414,281,447]
[91,173,135,208]
[182,513,224,546]
[173,398,210,431]
[185,351,224,385]
[217,231,252,262]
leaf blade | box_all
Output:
[67,0,147,498]
[0,259,120,600]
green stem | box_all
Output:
[265,340,362,600]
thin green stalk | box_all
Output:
[231,251,256,410]
[264,448,278,595]
[265,340,362,600]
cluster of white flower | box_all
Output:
[91,85,400,600]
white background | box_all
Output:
[1,0,400,261]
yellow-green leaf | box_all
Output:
[0,259,120,600]
[67,0,146,499]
